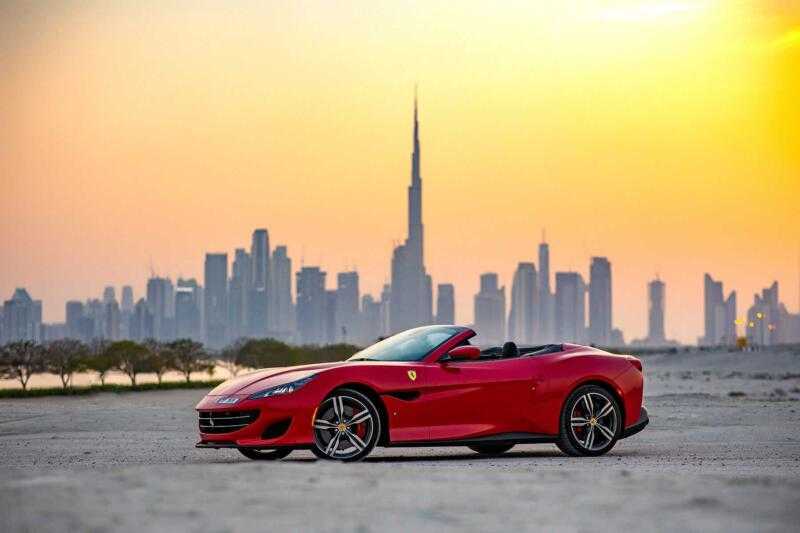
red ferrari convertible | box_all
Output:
[196,325,648,461]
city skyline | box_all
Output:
[3,2,800,344]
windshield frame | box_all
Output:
[348,326,471,363]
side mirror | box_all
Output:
[444,345,481,361]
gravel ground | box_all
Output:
[1,350,799,532]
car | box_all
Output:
[196,325,648,461]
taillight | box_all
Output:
[627,356,642,372]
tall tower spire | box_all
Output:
[408,87,423,251]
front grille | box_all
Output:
[198,410,259,434]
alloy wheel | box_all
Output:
[569,391,618,452]
[313,393,377,460]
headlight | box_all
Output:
[248,376,315,400]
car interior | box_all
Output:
[454,338,564,360]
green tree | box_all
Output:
[108,340,149,386]
[169,339,212,382]
[143,339,172,384]
[0,341,46,391]
[85,339,115,385]
[44,339,88,389]
[218,339,247,377]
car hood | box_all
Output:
[207,361,350,396]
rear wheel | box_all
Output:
[556,385,621,457]
[237,447,292,461]
[468,444,514,455]
[311,388,380,462]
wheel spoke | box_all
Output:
[570,417,588,427]
[596,422,614,441]
[345,430,366,451]
[583,394,594,416]
[347,410,371,426]
[332,396,344,421]
[324,432,341,456]
[584,426,595,448]
[314,419,338,430]
[596,401,614,419]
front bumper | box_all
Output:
[621,406,649,439]
[195,394,317,448]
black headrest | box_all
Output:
[502,341,519,358]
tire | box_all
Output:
[311,388,381,462]
[237,447,292,461]
[556,384,622,457]
[468,444,515,455]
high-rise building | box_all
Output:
[204,253,228,348]
[296,267,327,345]
[588,257,613,346]
[1,289,42,343]
[146,276,174,341]
[249,229,270,336]
[537,238,554,342]
[508,263,538,344]
[360,294,382,345]
[389,93,433,333]
[102,286,116,304]
[648,278,666,344]
[175,278,202,341]
[474,273,506,346]
[270,245,294,341]
[335,272,360,343]
[130,298,154,340]
[228,248,252,341]
[325,290,338,345]
[65,300,85,340]
[435,283,455,325]
[701,273,736,345]
[555,272,586,343]
[120,286,134,313]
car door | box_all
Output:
[414,357,533,441]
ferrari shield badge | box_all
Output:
[407,370,417,382]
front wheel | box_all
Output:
[237,447,292,461]
[311,388,381,462]
[556,385,621,457]
[468,444,514,455]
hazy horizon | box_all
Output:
[2,1,800,344]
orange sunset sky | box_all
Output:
[2,1,799,344]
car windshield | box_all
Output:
[348,326,465,362]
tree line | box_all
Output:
[0,338,361,391]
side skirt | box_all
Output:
[384,432,557,448]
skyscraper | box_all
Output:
[102,286,116,304]
[204,253,228,348]
[648,278,666,344]
[588,257,612,346]
[335,272,360,343]
[249,229,269,337]
[1,289,42,343]
[296,267,327,345]
[474,273,506,346]
[65,300,85,340]
[120,286,134,313]
[508,262,538,344]
[228,248,252,340]
[435,283,455,324]
[537,238,553,342]
[702,273,736,345]
[555,272,586,343]
[390,93,433,333]
[175,278,202,341]
[270,245,294,340]
[146,276,173,340]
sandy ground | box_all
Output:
[1,349,799,532]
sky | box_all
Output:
[1,0,799,344]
